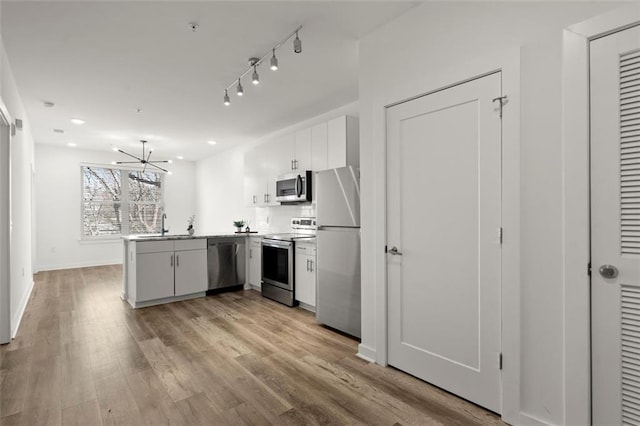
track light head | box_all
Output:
[223,90,230,106]
[270,49,278,71]
[236,79,244,96]
[252,66,260,85]
[293,31,302,54]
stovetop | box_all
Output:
[262,217,316,242]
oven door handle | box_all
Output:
[262,240,293,249]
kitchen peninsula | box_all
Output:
[121,233,251,308]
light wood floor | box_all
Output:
[0,265,505,425]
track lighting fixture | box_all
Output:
[236,79,244,96]
[222,25,302,106]
[252,66,260,85]
[294,31,302,54]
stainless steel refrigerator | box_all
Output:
[315,166,361,338]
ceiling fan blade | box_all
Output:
[116,161,141,164]
[117,149,143,161]
[145,149,153,163]
[150,160,170,164]
[148,162,169,173]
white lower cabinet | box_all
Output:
[295,241,316,309]
[248,237,262,289]
[174,248,208,296]
[132,239,207,306]
[136,251,175,301]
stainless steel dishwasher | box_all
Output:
[207,237,246,291]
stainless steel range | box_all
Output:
[261,217,316,306]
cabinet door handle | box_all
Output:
[176,255,179,267]
[306,259,310,272]
[170,254,174,267]
[310,259,313,272]
[249,248,252,259]
[253,195,257,204]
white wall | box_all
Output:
[0,43,36,337]
[196,101,358,234]
[35,145,196,271]
[358,2,623,425]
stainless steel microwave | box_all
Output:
[275,171,312,203]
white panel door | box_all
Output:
[591,26,640,425]
[386,72,502,413]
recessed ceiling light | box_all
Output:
[208,140,217,145]
[71,118,85,125]
[67,142,77,147]
[167,171,173,176]
[53,128,64,134]
[168,160,173,164]
[176,155,184,160]
[112,147,119,152]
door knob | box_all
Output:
[599,264,619,279]
[388,246,403,256]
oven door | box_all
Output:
[261,239,293,291]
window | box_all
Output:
[81,166,164,238]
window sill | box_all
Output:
[79,238,122,245]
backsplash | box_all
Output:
[254,204,316,233]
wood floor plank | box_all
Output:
[61,399,103,426]
[2,265,505,426]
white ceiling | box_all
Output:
[1,1,415,162]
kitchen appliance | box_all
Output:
[261,218,316,306]
[315,166,361,338]
[207,237,246,292]
[275,171,312,203]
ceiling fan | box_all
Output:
[114,140,170,173]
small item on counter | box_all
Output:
[244,220,251,233]
[233,220,245,233]
[187,215,195,236]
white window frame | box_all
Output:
[80,163,165,241]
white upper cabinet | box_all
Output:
[294,128,312,172]
[327,115,359,169]
[244,145,268,207]
[243,115,359,208]
[311,122,328,171]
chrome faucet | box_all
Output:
[161,213,168,236]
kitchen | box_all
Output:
[0,1,636,425]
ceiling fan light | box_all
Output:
[270,50,278,71]
[293,31,302,54]
[252,66,259,85]
[236,79,244,96]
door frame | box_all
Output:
[563,4,640,425]
[367,48,521,423]
[0,97,12,345]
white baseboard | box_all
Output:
[11,279,34,338]
[37,259,122,272]
[519,412,553,426]
[357,343,376,363]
